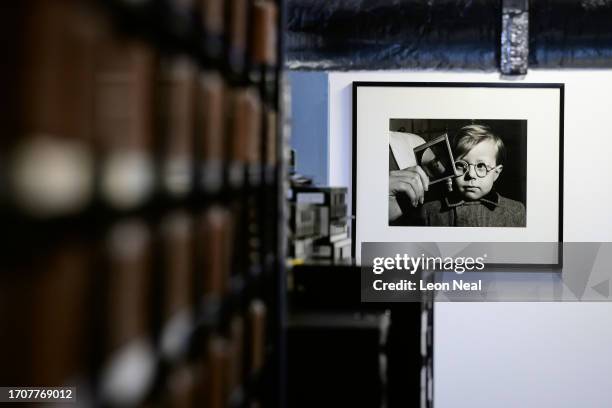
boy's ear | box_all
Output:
[493,164,503,181]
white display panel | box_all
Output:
[353,83,561,262]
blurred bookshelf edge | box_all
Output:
[0,1,286,407]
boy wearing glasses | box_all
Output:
[389,124,526,227]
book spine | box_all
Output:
[226,0,249,78]
[104,220,152,351]
[200,206,232,299]
[201,0,225,61]
[198,72,226,194]
[94,40,157,211]
[158,57,197,199]
[6,0,101,217]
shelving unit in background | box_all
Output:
[0,0,286,406]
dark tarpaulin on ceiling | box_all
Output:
[285,0,612,70]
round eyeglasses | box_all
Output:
[454,160,497,178]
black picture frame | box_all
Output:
[351,82,564,270]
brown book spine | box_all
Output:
[202,0,225,38]
[228,88,262,188]
[207,336,229,408]
[166,364,196,408]
[228,315,245,392]
[159,212,194,361]
[94,40,156,210]
[96,219,157,407]
[227,0,249,75]
[248,299,267,375]
[199,0,225,61]
[161,211,194,319]
[245,90,263,186]
[7,0,102,217]
[1,240,92,386]
[250,0,278,105]
[105,219,152,351]
[198,72,226,193]
[251,1,278,68]
[158,58,197,198]
[226,90,244,188]
[264,108,278,183]
[200,206,232,298]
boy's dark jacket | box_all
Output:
[392,190,526,227]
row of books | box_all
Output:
[0,0,279,219]
[0,0,283,407]
[0,209,271,406]
[107,0,280,81]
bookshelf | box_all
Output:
[0,0,286,406]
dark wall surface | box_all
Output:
[286,0,612,70]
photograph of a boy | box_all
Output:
[389,121,526,227]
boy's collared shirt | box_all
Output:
[420,190,526,227]
[444,190,500,210]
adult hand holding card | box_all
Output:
[389,166,430,208]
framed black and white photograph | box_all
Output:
[390,118,527,228]
[352,82,563,266]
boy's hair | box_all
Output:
[452,124,506,165]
